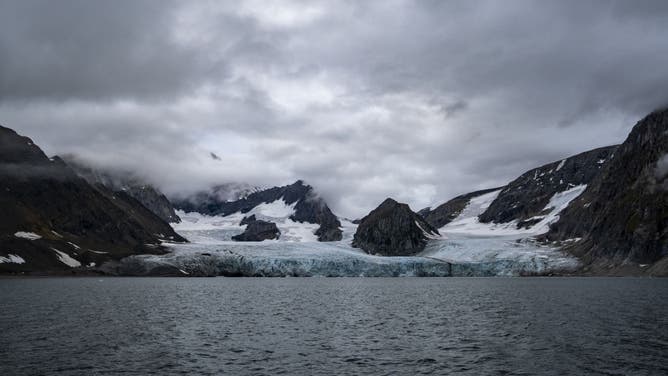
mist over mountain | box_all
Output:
[2,1,668,218]
[0,126,185,274]
[2,3,668,376]
[0,1,666,276]
[63,156,182,223]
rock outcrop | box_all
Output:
[478,145,617,226]
[64,157,181,223]
[174,180,343,242]
[422,187,504,229]
[0,125,186,274]
[545,109,668,275]
[352,198,439,256]
[239,214,257,226]
[232,218,280,241]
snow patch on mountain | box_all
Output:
[419,185,585,271]
[173,198,352,243]
[14,231,42,240]
[248,198,297,218]
[441,185,587,236]
[415,221,441,239]
[51,248,81,267]
[555,158,567,171]
[0,254,26,264]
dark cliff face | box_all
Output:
[479,145,617,226]
[352,198,439,256]
[232,217,280,241]
[423,187,504,229]
[546,109,668,274]
[122,185,181,223]
[64,158,181,223]
[174,180,343,242]
[0,126,186,274]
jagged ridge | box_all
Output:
[479,145,617,227]
[173,180,342,241]
[422,187,504,229]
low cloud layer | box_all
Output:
[2,0,668,217]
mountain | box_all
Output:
[173,180,343,241]
[545,109,668,275]
[421,187,504,229]
[0,125,186,274]
[63,157,181,223]
[352,198,439,256]
[419,147,614,236]
[231,217,281,241]
[171,182,261,213]
[478,145,617,228]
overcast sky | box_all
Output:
[1,0,667,217]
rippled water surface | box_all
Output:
[1,278,667,375]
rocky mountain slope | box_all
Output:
[478,145,617,228]
[353,198,439,256]
[545,109,668,275]
[64,157,181,223]
[0,125,186,274]
[421,187,503,229]
[173,180,343,241]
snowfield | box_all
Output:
[51,248,81,267]
[124,192,582,277]
[174,200,323,242]
[0,254,26,264]
[14,231,42,240]
[420,186,582,273]
[438,185,587,236]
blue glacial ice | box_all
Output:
[119,197,580,277]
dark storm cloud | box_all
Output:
[1,0,667,217]
[0,0,227,101]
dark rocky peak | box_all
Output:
[352,198,439,256]
[0,126,77,182]
[417,207,432,218]
[546,108,668,275]
[423,187,504,229]
[0,125,50,164]
[255,180,310,206]
[479,145,618,225]
[240,214,256,226]
[379,197,398,206]
[232,217,280,242]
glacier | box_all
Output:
[419,186,582,275]
[121,194,581,277]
